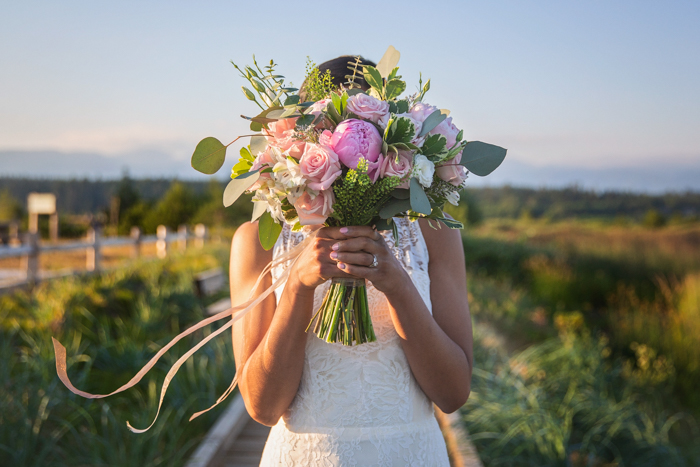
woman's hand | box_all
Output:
[329,226,409,295]
[288,225,408,295]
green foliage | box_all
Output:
[0,246,235,466]
[143,182,198,233]
[303,58,335,102]
[643,209,667,228]
[460,141,508,176]
[231,56,293,109]
[330,160,401,227]
[191,137,227,175]
[0,188,24,221]
[464,321,691,466]
[257,211,282,251]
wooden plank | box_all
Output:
[185,394,250,467]
[435,406,483,467]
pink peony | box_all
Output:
[264,117,305,158]
[299,143,342,191]
[346,93,390,127]
[329,119,383,170]
[436,151,468,186]
[294,189,335,226]
[379,150,413,188]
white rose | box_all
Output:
[446,190,460,206]
[412,154,435,188]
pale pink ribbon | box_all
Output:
[53,231,316,433]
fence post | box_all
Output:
[22,232,40,285]
[49,213,59,242]
[130,226,142,258]
[157,225,168,259]
[9,221,20,247]
[178,225,188,252]
[86,226,102,272]
[194,224,207,249]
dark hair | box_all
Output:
[299,55,376,102]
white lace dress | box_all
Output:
[258,218,450,466]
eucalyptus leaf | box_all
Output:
[418,109,448,137]
[250,135,267,155]
[374,218,392,231]
[191,137,226,175]
[280,106,298,118]
[379,198,412,219]
[295,114,315,129]
[223,171,260,207]
[460,141,507,176]
[258,211,282,250]
[376,45,401,78]
[265,109,285,119]
[284,95,300,106]
[409,178,432,215]
[391,188,410,199]
[250,121,262,132]
[251,201,267,222]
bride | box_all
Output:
[229,56,474,466]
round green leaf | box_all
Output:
[460,141,507,176]
[191,137,226,175]
[409,178,432,215]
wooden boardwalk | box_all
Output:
[186,393,482,467]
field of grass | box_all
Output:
[0,245,235,467]
[460,218,700,466]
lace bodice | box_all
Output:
[259,218,449,466]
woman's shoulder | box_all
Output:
[417,218,464,261]
[230,222,272,273]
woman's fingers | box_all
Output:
[331,236,383,255]
[329,251,375,267]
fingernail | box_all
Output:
[332,243,340,251]
[330,252,338,260]
[340,227,348,234]
[338,262,346,270]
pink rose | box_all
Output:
[264,117,305,158]
[294,189,335,226]
[299,143,342,191]
[430,116,460,149]
[409,102,438,126]
[346,94,390,127]
[436,151,468,186]
[379,150,413,188]
[329,119,383,170]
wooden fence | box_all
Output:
[0,223,209,290]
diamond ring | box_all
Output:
[369,254,378,268]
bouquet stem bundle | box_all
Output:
[309,277,376,345]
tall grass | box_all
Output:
[464,315,698,466]
[0,247,235,467]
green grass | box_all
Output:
[0,246,235,467]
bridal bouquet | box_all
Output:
[192,46,506,346]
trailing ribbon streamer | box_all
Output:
[53,230,317,433]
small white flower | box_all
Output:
[413,154,435,188]
[446,190,460,206]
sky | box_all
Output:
[1,1,699,192]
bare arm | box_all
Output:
[230,222,358,425]
[330,222,473,412]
